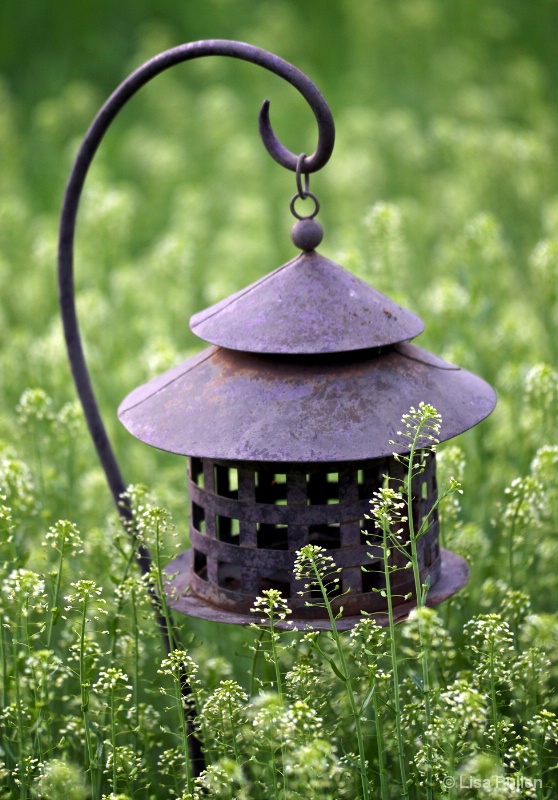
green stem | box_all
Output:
[447,738,457,800]
[227,696,241,765]
[268,608,288,795]
[23,602,45,764]
[489,639,501,763]
[0,621,11,788]
[535,726,546,800]
[111,686,118,794]
[269,610,283,698]
[131,586,141,741]
[371,678,390,800]
[310,558,371,800]
[0,619,7,710]
[175,675,193,794]
[382,531,409,800]
[64,438,76,520]
[153,517,177,652]
[12,614,26,800]
[95,551,138,794]
[270,745,281,800]
[406,438,433,800]
[249,630,265,698]
[106,540,139,682]
[79,598,99,800]
[43,543,67,761]
[46,551,64,651]
[506,484,526,595]
[31,425,46,509]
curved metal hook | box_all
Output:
[259,99,334,173]
[58,39,335,523]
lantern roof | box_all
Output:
[119,231,496,464]
[118,338,496,463]
[190,250,424,353]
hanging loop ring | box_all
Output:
[295,153,311,198]
[290,191,320,220]
[291,152,319,219]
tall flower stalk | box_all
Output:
[350,619,391,799]
[250,588,292,698]
[64,580,107,799]
[367,488,410,798]
[366,404,463,797]
[294,544,371,800]
[464,614,514,766]
[393,404,440,800]
[43,520,84,650]
[158,649,204,797]
[93,667,132,795]
[250,589,293,797]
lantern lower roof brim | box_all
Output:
[190,251,424,353]
[164,547,470,630]
[118,341,496,463]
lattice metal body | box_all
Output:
[120,243,495,626]
[186,453,439,617]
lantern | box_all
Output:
[59,41,496,633]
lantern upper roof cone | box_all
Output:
[118,243,497,462]
[190,250,424,353]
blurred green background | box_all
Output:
[1,0,558,569]
[2,8,558,795]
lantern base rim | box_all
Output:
[164,547,469,630]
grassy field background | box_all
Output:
[2,2,558,796]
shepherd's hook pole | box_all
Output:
[57,38,335,779]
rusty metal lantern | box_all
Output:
[59,40,496,635]
[119,214,495,631]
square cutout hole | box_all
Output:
[309,524,341,550]
[257,523,288,550]
[193,550,207,581]
[216,514,240,544]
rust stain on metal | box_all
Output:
[190,251,424,354]
[119,342,495,462]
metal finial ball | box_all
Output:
[291,218,323,251]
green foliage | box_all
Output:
[1,2,558,797]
